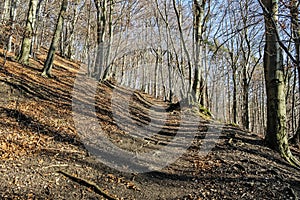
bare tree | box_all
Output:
[42,0,68,77]
[290,0,300,145]
[7,0,17,53]
[192,0,208,105]
[1,0,10,22]
[260,0,300,168]
[93,0,108,80]
[18,0,38,64]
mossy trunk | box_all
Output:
[42,0,67,77]
[262,0,300,168]
[18,0,37,64]
[192,0,206,104]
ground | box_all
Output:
[0,49,299,199]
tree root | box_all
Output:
[282,148,300,170]
[57,170,118,200]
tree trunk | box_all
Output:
[229,51,238,124]
[290,0,300,145]
[66,2,82,60]
[242,65,250,130]
[102,0,115,81]
[7,0,17,53]
[93,0,107,81]
[261,0,300,168]
[85,0,92,77]
[172,0,193,103]
[192,0,206,104]
[18,0,38,64]
[1,0,10,22]
[42,0,68,77]
[30,0,42,57]
[232,66,237,124]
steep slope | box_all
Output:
[0,48,299,199]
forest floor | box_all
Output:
[0,48,300,200]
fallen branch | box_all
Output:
[42,164,69,169]
[57,170,118,200]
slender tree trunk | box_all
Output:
[31,0,42,57]
[102,0,115,80]
[232,67,237,124]
[154,50,160,98]
[66,3,82,60]
[42,0,68,77]
[85,0,92,77]
[172,0,193,103]
[1,0,10,22]
[93,0,107,81]
[7,0,17,53]
[18,0,38,64]
[229,51,238,124]
[37,0,47,52]
[242,65,250,130]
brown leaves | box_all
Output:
[106,174,140,191]
[0,129,52,160]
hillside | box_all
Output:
[0,48,300,199]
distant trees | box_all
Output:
[4,0,300,165]
[61,1,82,60]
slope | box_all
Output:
[0,47,299,199]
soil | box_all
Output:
[0,49,299,200]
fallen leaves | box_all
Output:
[106,173,140,191]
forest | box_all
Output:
[0,0,300,199]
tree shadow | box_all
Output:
[0,106,81,146]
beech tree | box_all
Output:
[93,0,108,80]
[192,0,207,105]
[42,0,68,77]
[102,0,115,80]
[290,0,300,145]
[260,0,300,168]
[1,0,10,22]
[18,0,38,64]
[7,0,17,53]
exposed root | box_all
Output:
[57,170,118,200]
[282,148,300,170]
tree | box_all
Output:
[172,0,193,103]
[7,0,17,53]
[1,0,10,22]
[102,0,115,80]
[260,0,300,168]
[238,0,263,130]
[18,0,38,64]
[192,0,207,105]
[93,0,108,80]
[42,0,68,78]
[290,0,300,145]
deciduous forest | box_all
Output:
[0,0,300,199]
